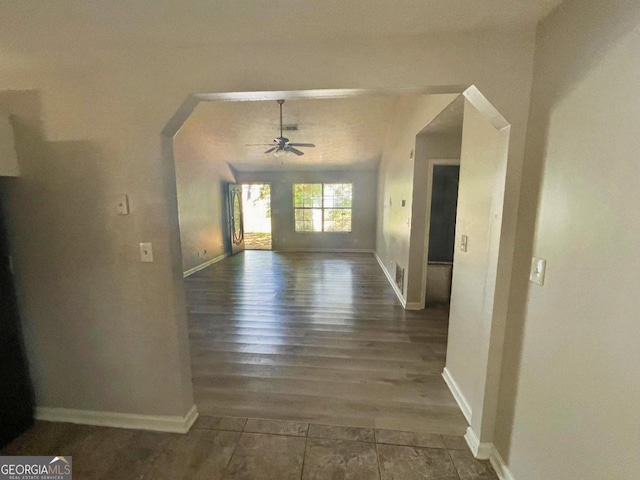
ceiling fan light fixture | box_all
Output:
[247,99,315,157]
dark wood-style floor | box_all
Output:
[187,251,467,435]
[1,252,490,480]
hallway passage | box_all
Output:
[186,251,467,435]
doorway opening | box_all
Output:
[241,184,272,250]
[166,87,516,457]
[425,163,460,307]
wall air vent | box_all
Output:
[282,124,298,131]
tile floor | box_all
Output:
[1,416,498,479]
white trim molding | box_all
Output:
[35,404,199,434]
[490,447,516,480]
[442,367,472,423]
[374,252,406,308]
[464,426,493,460]
[183,252,230,278]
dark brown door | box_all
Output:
[0,196,34,448]
[228,184,245,255]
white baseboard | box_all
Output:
[273,248,374,253]
[183,252,230,278]
[374,252,407,308]
[490,446,515,480]
[463,427,513,477]
[442,367,472,423]
[35,404,199,434]
[464,426,493,460]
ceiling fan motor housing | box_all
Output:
[250,99,316,156]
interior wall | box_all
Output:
[0,19,536,419]
[174,114,236,274]
[235,170,376,251]
[376,94,460,299]
[444,100,510,433]
[494,1,640,478]
[0,91,194,417]
[405,130,462,306]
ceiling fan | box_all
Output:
[246,99,315,156]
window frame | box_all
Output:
[293,183,353,233]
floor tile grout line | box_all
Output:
[375,441,448,449]
[374,431,384,480]
[222,428,246,477]
[205,419,466,448]
[240,417,310,438]
[445,448,463,480]
[299,435,309,480]
[240,430,307,438]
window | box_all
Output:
[294,183,352,232]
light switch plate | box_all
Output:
[461,235,468,252]
[117,195,130,215]
[529,257,546,285]
[140,243,153,263]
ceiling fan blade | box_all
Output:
[286,147,305,156]
[264,147,277,154]
[287,143,315,148]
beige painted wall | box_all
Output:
[0,91,194,416]
[0,17,536,418]
[494,1,640,478]
[235,170,376,251]
[445,100,510,432]
[376,95,460,297]
[174,113,236,274]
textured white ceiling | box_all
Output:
[182,96,400,172]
